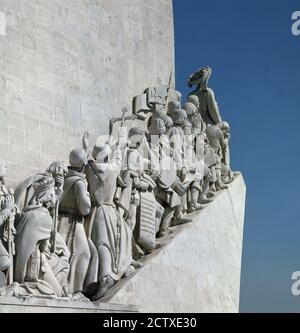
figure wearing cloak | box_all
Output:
[206,122,234,187]
[116,127,162,259]
[58,148,91,295]
[14,176,70,297]
[182,120,207,212]
[188,66,222,129]
[14,161,67,213]
[85,128,132,300]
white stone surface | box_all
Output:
[0,0,174,184]
[0,10,5,36]
[0,296,138,313]
[102,174,246,313]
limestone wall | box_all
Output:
[0,0,174,184]
[102,174,246,313]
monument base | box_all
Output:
[102,174,246,313]
[0,296,138,313]
[0,174,245,313]
[0,273,5,289]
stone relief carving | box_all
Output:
[0,67,237,302]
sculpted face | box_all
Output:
[188,66,212,90]
[130,134,144,146]
[0,162,8,178]
[94,144,112,163]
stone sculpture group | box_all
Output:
[0,67,236,302]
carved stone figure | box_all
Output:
[188,66,222,129]
[14,161,68,213]
[184,95,204,133]
[147,112,191,237]
[13,176,70,297]
[182,121,206,212]
[116,127,162,259]
[194,132,215,204]
[167,89,182,118]
[0,162,16,288]
[206,122,230,191]
[57,148,92,295]
[0,67,236,304]
[168,109,193,225]
[219,122,235,184]
[84,127,132,300]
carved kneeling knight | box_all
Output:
[12,176,70,298]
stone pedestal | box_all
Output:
[0,272,5,289]
[0,174,246,313]
[0,296,138,313]
[102,174,246,313]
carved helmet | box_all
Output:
[183,101,198,117]
[69,148,88,169]
[129,127,145,146]
[186,95,200,109]
[171,109,187,126]
[149,117,166,136]
[92,144,112,161]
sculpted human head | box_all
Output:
[129,127,145,147]
[69,148,88,170]
[183,101,198,117]
[33,176,56,208]
[93,144,112,163]
[220,121,230,133]
[186,95,200,109]
[171,109,187,127]
[187,66,212,91]
[149,117,166,136]
[161,115,173,130]
[46,161,68,178]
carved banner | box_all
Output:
[136,191,157,252]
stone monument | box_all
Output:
[0,0,174,185]
[0,0,246,313]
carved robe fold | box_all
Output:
[58,169,91,294]
[14,205,70,296]
[85,157,132,284]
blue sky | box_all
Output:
[173,0,300,312]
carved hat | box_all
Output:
[69,148,88,168]
[129,127,145,138]
[186,95,200,109]
[171,109,187,125]
[183,101,198,117]
[167,100,181,117]
[92,144,112,161]
[46,161,68,176]
[149,117,166,136]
